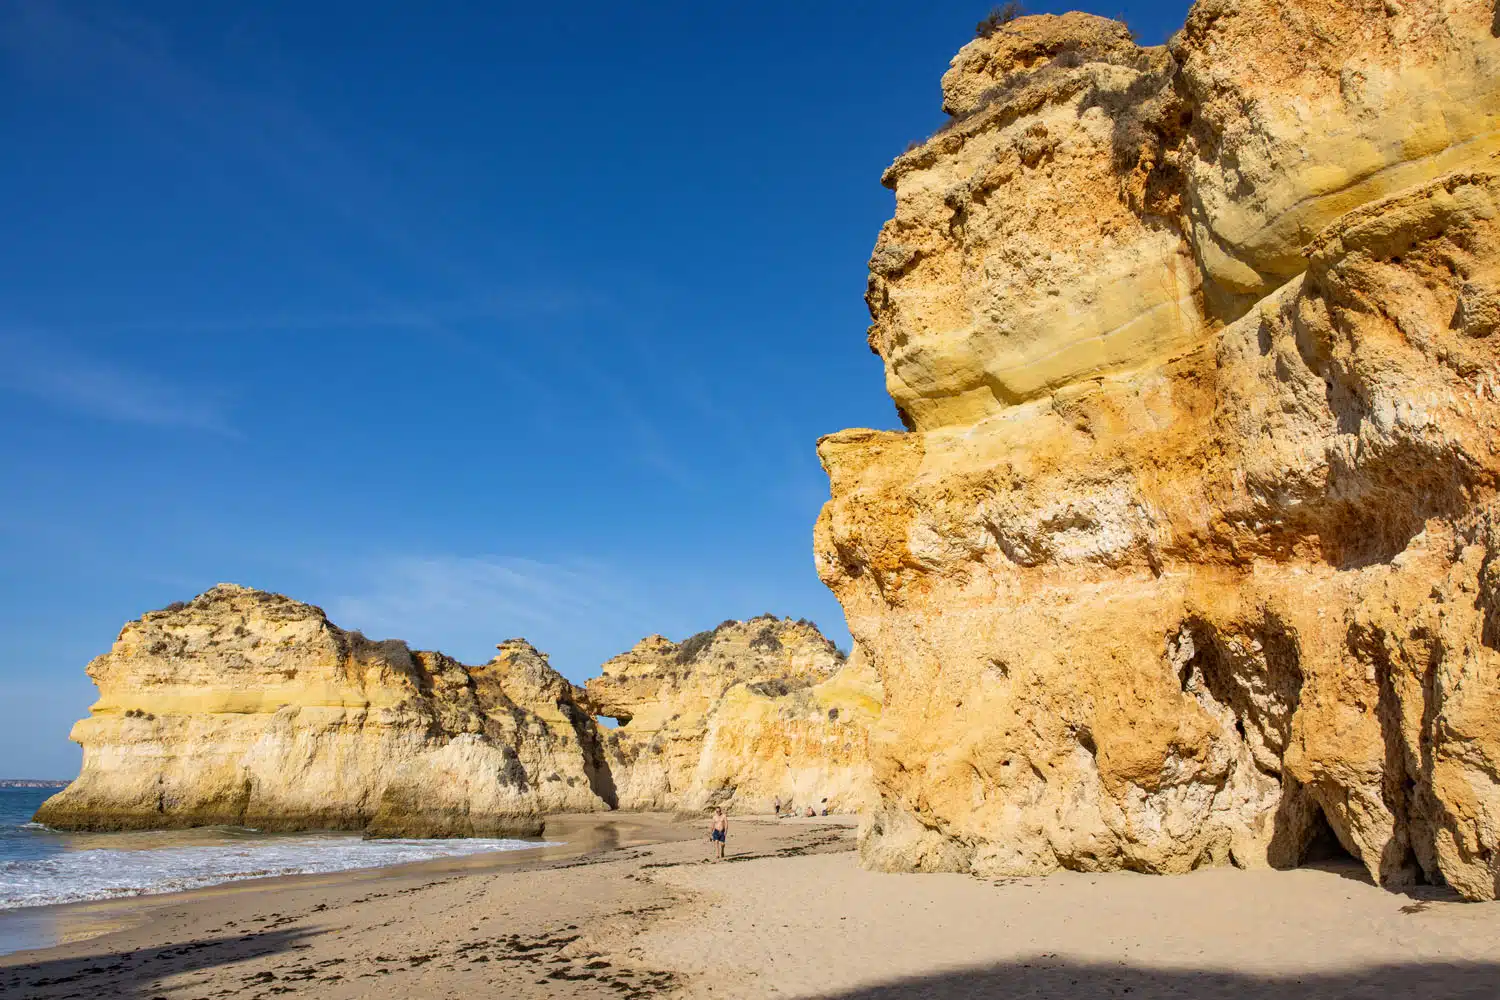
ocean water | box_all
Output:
[0,787,551,911]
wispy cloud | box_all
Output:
[323,554,680,679]
[2,2,694,478]
[59,290,610,339]
[425,327,702,488]
[0,332,235,434]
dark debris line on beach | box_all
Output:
[1,822,857,998]
[0,904,681,1000]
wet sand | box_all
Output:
[0,812,685,957]
[3,814,1500,999]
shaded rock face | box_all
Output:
[35,585,610,837]
[585,618,880,814]
[817,2,1500,899]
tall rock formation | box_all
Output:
[816,1,1500,900]
[36,584,611,836]
[38,589,875,833]
[586,617,880,814]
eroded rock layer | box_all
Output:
[586,618,880,814]
[38,590,875,834]
[817,0,1500,899]
[36,585,611,837]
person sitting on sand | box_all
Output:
[804,805,816,818]
[710,807,728,860]
[820,797,829,816]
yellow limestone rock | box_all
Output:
[37,590,882,833]
[585,618,881,814]
[1176,0,1500,304]
[36,585,612,836]
[818,0,1500,900]
[872,14,1207,429]
[871,0,1500,431]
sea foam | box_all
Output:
[0,834,552,910]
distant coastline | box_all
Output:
[0,780,69,789]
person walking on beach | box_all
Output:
[710,807,728,860]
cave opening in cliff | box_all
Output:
[595,715,625,729]
[1300,806,1358,867]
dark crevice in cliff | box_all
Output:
[1172,614,1303,779]
[565,701,619,811]
[1478,530,1500,652]
[1358,620,1444,887]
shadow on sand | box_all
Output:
[0,927,319,999]
[813,958,1500,999]
[5,931,1498,998]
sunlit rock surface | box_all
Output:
[586,618,880,814]
[818,0,1500,900]
[37,590,879,834]
[35,585,610,836]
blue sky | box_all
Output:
[0,0,1191,778]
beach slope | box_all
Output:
[5,815,1500,999]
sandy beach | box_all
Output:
[3,813,1499,999]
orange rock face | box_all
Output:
[586,618,880,814]
[37,591,879,834]
[817,1,1500,900]
[35,585,610,836]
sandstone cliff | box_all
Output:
[586,618,880,814]
[36,585,611,836]
[817,1,1500,899]
[38,589,874,833]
